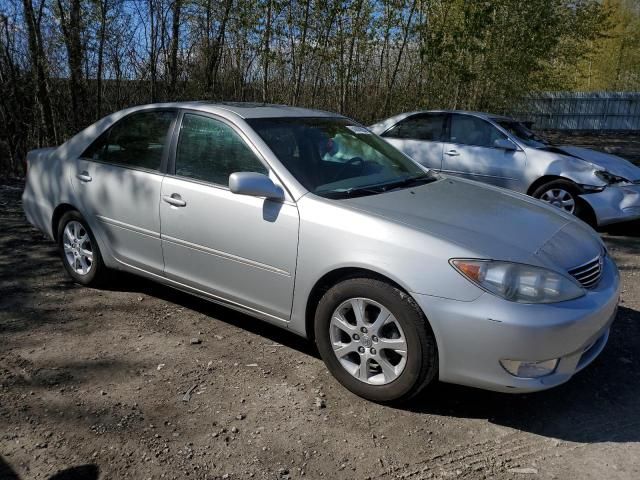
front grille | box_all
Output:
[568,254,603,289]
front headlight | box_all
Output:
[595,170,631,185]
[450,259,585,304]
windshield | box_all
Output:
[495,120,548,148]
[247,117,432,198]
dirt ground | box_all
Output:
[1,134,640,480]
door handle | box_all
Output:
[76,171,92,182]
[445,150,460,157]
[162,194,187,207]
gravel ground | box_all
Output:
[1,134,639,480]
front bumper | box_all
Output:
[412,255,620,393]
[580,183,640,226]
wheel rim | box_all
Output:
[62,220,93,275]
[539,188,576,213]
[329,297,407,385]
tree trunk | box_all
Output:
[149,0,158,102]
[341,0,365,113]
[168,0,182,98]
[383,0,417,114]
[212,0,231,94]
[293,0,311,105]
[22,0,57,145]
[262,0,273,103]
[204,0,231,98]
[96,0,108,118]
[311,2,339,107]
[0,15,25,174]
[57,0,85,131]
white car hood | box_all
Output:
[555,145,640,182]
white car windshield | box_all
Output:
[248,117,434,198]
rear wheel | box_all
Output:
[57,211,109,286]
[314,278,438,403]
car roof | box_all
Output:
[439,110,514,120]
[129,101,343,120]
[372,109,514,124]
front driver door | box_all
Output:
[160,112,299,322]
[441,114,526,190]
[380,113,446,170]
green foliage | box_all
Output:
[573,0,640,90]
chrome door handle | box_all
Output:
[76,171,92,182]
[162,194,187,207]
[445,150,459,156]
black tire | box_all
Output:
[314,278,438,403]
[531,179,581,215]
[57,210,109,287]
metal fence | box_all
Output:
[510,92,640,131]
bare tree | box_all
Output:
[168,0,182,98]
[0,0,622,178]
[22,0,57,144]
[261,0,274,102]
[96,0,109,117]
[57,0,85,130]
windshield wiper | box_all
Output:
[317,174,436,199]
[381,173,437,191]
[319,185,387,199]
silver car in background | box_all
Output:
[23,102,619,403]
[370,110,640,226]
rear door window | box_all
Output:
[81,111,176,171]
[382,113,446,141]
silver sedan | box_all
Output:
[370,110,640,226]
[23,102,619,402]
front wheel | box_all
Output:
[57,211,109,286]
[314,278,438,403]
[532,179,579,214]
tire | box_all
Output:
[57,210,109,287]
[314,278,438,403]
[532,179,581,215]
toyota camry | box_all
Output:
[23,102,620,402]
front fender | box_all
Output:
[288,196,483,337]
[527,150,606,190]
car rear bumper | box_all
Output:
[580,184,640,226]
[411,255,620,393]
[22,190,55,239]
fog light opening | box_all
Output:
[500,358,559,378]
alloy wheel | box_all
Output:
[62,220,93,275]
[329,297,407,385]
[539,188,576,213]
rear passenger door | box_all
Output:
[71,110,177,274]
[380,113,446,170]
[159,112,299,322]
[442,114,526,189]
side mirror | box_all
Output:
[229,172,285,201]
[494,138,518,151]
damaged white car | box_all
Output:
[370,111,640,226]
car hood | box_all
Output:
[341,177,603,271]
[552,145,640,182]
